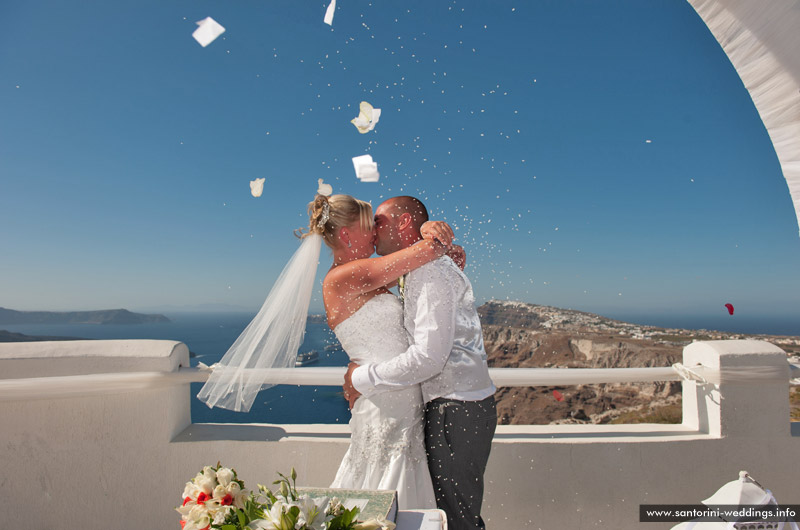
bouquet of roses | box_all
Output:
[177,464,394,530]
[176,463,254,530]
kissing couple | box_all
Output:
[199,192,497,530]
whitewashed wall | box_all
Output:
[0,339,797,530]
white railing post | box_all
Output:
[682,340,791,437]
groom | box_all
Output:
[343,196,497,530]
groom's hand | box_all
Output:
[343,362,362,409]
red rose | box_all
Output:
[182,497,192,507]
[221,493,234,506]
[197,492,210,505]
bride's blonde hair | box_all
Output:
[297,194,373,249]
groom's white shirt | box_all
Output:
[351,256,495,403]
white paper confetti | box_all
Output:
[250,178,265,197]
[351,101,381,134]
[352,154,380,182]
[192,17,225,47]
[317,178,333,196]
[324,0,336,26]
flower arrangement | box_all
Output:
[177,463,395,530]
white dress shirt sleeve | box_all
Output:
[351,261,456,397]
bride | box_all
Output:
[302,193,457,510]
[199,190,460,510]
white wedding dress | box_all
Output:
[330,293,436,510]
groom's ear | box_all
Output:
[397,212,413,232]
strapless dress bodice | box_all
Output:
[333,293,409,364]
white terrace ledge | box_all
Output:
[1,339,798,529]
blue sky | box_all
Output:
[2,0,799,327]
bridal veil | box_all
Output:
[197,233,322,412]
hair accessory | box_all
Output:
[318,201,330,228]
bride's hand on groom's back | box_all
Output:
[446,245,466,270]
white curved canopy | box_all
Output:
[688,0,800,236]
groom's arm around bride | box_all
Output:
[344,196,497,530]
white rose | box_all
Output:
[216,467,234,487]
[183,504,211,530]
[182,481,200,500]
[213,484,227,500]
[197,475,216,494]
[212,509,228,525]
[219,481,248,509]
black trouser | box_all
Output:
[424,395,497,530]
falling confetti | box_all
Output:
[192,17,225,47]
[351,101,381,134]
[725,303,734,315]
[553,390,564,402]
[249,178,265,197]
[317,178,333,196]
[324,0,336,26]
[352,154,380,182]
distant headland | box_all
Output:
[0,308,171,325]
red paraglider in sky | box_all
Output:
[725,303,734,315]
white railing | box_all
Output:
[2,363,797,402]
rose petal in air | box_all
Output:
[351,101,381,134]
[352,154,380,182]
[324,0,336,26]
[553,390,564,402]
[192,17,225,47]
[317,178,333,196]
[250,178,265,198]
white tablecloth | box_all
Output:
[396,509,447,530]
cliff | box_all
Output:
[478,300,800,425]
[0,330,89,342]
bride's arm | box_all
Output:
[326,239,449,296]
[325,220,456,296]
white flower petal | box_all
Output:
[352,155,380,182]
[250,178,265,198]
[317,178,333,196]
[192,17,226,48]
[323,0,336,26]
[351,101,381,133]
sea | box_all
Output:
[2,313,351,424]
[3,311,798,424]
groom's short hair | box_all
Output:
[389,196,429,231]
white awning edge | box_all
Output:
[687,0,800,236]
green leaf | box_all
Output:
[220,525,236,530]
[237,509,246,527]
[342,506,360,527]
